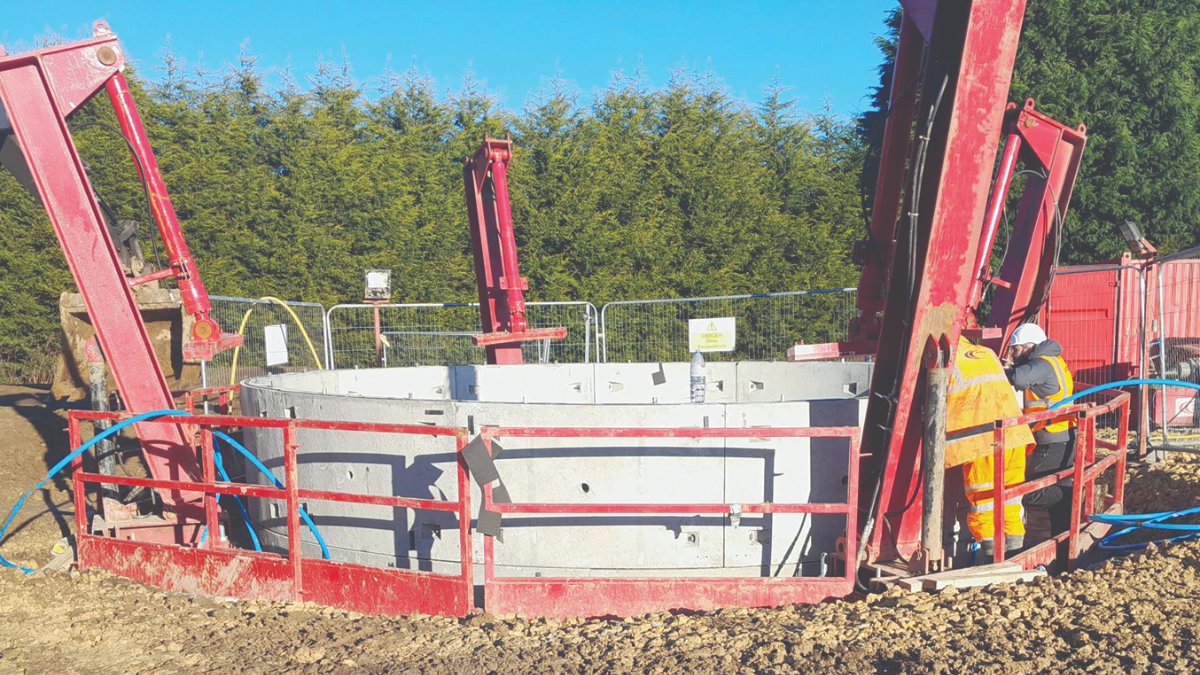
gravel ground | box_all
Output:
[1,384,1199,673]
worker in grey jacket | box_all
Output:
[1006,323,1076,535]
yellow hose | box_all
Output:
[228,296,324,386]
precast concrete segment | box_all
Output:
[241,362,871,579]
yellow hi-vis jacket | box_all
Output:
[1023,353,1075,436]
[945,337,1035,544]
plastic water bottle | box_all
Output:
[690,351,706,403]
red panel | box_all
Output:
[302,558,472,617]
[78,536,296,601]
[1042,266,1125,384]
[78,537,473,617]
[485,577,853,620]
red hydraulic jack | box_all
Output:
[0,23,240,542]
[462,137,566,364]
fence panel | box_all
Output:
[207,296,328,386]
[1042,265,1144,387]
[599,289,857,363]
[326,302,597,369]
[1146,249,1200,444]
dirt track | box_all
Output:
[1,384,1199,673]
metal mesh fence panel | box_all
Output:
[326,302,597,368]
[1039,264,1147,447]
[599,289,857,363]
[1146,248,1200,445]
[207,296,328,386]
[1042,265,1144,388]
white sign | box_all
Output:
[688,317,737,353]
[264,324,289,366]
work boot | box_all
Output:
[1005,534,1025,555]
[979,537,1022,564]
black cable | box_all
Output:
[1028,180,1066,322]
[855,73,948,584]
[859,75,922,239]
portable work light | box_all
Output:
[364,269,391,302]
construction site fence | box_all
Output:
[598,288,858,363]
[324,301,598,368]
[1045,250,1200,451]
[1145,246,1200,449]
[211,289,860,372]
[68,406,859,619]
[206,295,329,386]
[207,260,1200,447]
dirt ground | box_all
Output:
[0,384,1199,673]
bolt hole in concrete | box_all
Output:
[347,469,355,481]
[581,483,590,493]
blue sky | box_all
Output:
[3,1,898,119]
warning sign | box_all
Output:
[264,324,290,366]
[688,317,737,353]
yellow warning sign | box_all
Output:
[688,317,737,353]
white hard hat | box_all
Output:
[1009,323,1047,347]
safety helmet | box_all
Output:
[1009,323,1047,347]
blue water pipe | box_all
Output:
[1046,378,1200,550]
[197,436,261,552]
[0,409,328,572]
[1049,378,1200,410]
[211,430,329,559]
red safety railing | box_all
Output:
[68,410,473,617]
[988,388,1130,568]
[180,384,241,415]
[477,425,860,618]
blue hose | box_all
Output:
[198,437,262,552]
[0,409,329,572]
[0,410,177,572]
[1049,378,1200,550]
[1050,378,1200,410]
[1090,509,1200,551]
[211,430,330,559]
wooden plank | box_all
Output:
[922,569,1044,591]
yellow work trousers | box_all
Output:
[963,446,1026,545]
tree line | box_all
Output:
[4,1,1200,379]
[0,55,864,378]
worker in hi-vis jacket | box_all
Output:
[946,336,1035,559]
[1007,323,1076,536]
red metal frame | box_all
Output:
[181,384,241,415]
[477,426,860,619]
[0,24,238,524]
[70,410,474,617]
[849,9,923,343]
[861,0,1032,562]
[982,100,1087,350]
[462,137,566,364]
[71,410,862,618]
